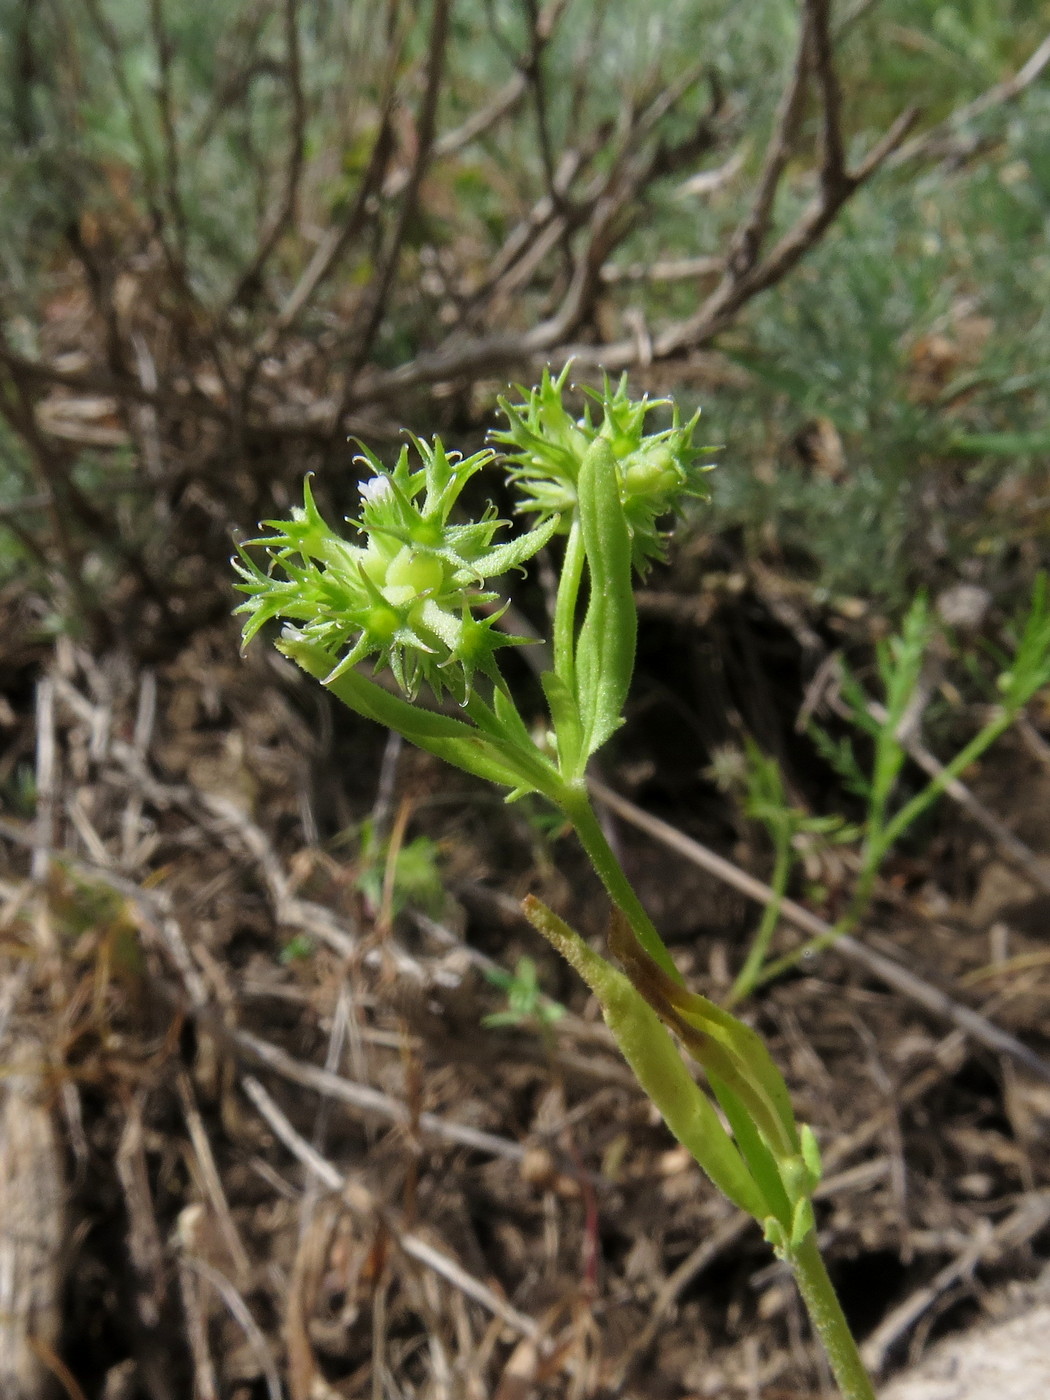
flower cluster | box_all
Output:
[492,364,714,574]
[234,437,556,701]
[235,369,713,711]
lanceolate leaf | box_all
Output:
[609,911,800,1160]
[540,670,584,779]
[280,634,539,793]
[575,437,637,759]
[522,896,769,1221]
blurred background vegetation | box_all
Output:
[2,0,1049,644]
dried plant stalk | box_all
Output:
[0,1040,66,1400]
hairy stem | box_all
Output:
[560,788,681,981]
[789,1232,877,1400]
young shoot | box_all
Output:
[482,956,566,1033]
[754,577,1050,982]
[709,740,858,1004]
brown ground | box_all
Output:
[2,588,1050,1400]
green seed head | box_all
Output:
[234,439,556,701]
[496,368,715,575]
[385,549,446,598]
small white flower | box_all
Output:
[359,475,393,503]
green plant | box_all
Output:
[235,369,875,1399]
[708,739,858,1004]
[354,817,446,921]
[481,955,566,1033]
[279,933,314,965]
[735,583,1050,986]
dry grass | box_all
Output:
[1,608,1050,1399]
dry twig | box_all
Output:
[588,779,1050,1085]
[242,1074,541,1341]
[861,1192,1050,1375]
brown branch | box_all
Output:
[460,58,710,330]
[662,103,918,345]
[464,146,589,311]
[0,343,226,420]
[341,0,453,391]
[378,0,573,202]
[888,28,1050,168]
[228,0,307,309]
[724,0,815,283]
[64,218,127,381]
[0,342,90,598]
[186,6,278,155]
[355,2,912,400]
[521,0,574,283]
[78,0,192,303]
[266,10,547,358]
[149,0,190,263]
[337,64,716,408]
[0,332,180,631]
[271,106,397,337]
[809,0,849,196]
[599,253,723,285]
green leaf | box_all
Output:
[280,634,534,792]
[575,437,637,759]
[522,896,769,1221]
[709,1072,793,1230]
[471,511,561,578]
[610,913,800,1162]
[540,669,584,779]
[491,683,536,751]
[808,723,871,799]
[1000,572,1050,712]
[800,1123,823,1183]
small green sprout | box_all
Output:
[755,576,1050,984]
[710,739,859,1003]
[280,934,314,964]
[354,818,446,921]
[481,956,566,1031]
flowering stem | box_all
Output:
[559,787,682,982]
[789,1233,876,1400]
[553,517,585,694]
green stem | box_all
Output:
[876,709,1012,856]
[839,842,883,936]
[789,1232,876,1400]
[560,788,681,982]
[728,836,794,1006]
[754,911,854,987]
[553,518,585,694]
[460,690,564,799]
